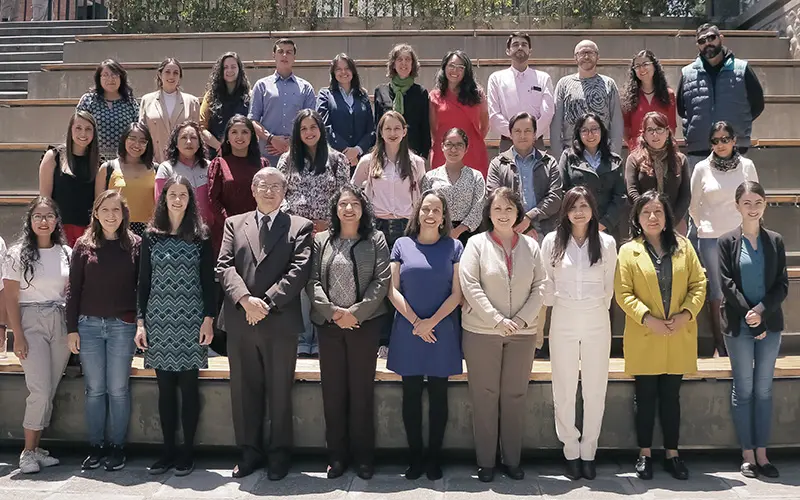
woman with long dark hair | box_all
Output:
[207,114,270,256]
[429,50,490,178]
[541,187,617,481]
[3,197,71,474]
[199,52,251,158]
[625,111,690,227]
[308,185,390,480]
[387,190,463,481]
[719,181,787,478]
[621,50,676,152]
[135,175,215,477]
[97,122,158,236]
[156,121,212,224]
[139,58,201,163]
[38,110,100,245]
[76,59,139,161]
[373,44,431,158]
[557,113,626,236]
[66,190,140,472]
[615,190,706,481]
[317,53,375,171]
[690,121,759,357]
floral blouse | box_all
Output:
[421,165,486,231]
[277,147,350,221]
[76,92,139,160]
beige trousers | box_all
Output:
[462,330,537,468]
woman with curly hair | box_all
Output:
[199,52,251,158]
[624,111,690,227]
[621,50,677,152]
[429,50,490,178]
[3,197,72,474]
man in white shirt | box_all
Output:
[0,236,6,356]
[487,32,555,153]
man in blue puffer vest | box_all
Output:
[677,23,765,168]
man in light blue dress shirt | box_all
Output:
[249,38,317,166]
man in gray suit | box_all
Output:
[216,167,313,480]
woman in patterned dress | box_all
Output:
[135,175,215,477]
[76,59,139,161]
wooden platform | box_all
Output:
[2,354,800,381]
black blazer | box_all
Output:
[373,82,431,158]
[718,226,788,337]
[558,148,627,232]
[316,86,375,155]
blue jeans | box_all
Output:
[298,290,318,355]
[78,316,137,447]
[687,154,706,250]
[697,237,723,301]
[724,326,782,450]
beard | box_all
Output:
[512,50,529,63]
[702,44,723,59]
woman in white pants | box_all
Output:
[541,186,617,481]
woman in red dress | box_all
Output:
[429,50,490,178]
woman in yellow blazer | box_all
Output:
[138,57,200,164]
[615,189,706,482]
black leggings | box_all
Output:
[155,369,200,456]
[634,374,683,450]
[401,376,449,460]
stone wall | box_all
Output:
[735,0,800,58]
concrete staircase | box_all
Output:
[0,19,109,99]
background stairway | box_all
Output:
[0,19,109,99]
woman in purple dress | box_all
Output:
[387,189,464,481]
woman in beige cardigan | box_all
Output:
[459,186,547,483]
[138,58,200,164]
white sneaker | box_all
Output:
[19,450,40,474]
[34,447,59,467]
[377,346,389,359]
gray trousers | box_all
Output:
[0,0,17,20]
[462,330,537,468]
[31,0,49,20]
[18,303,71,431]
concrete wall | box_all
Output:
[735,0,800,58]
[1,374,799,450]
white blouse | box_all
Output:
[540,231,617,310]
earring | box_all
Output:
[439,224,444,229]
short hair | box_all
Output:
[166,121,207,167]
[92,59,134,102]
[506,32,531,50]
[508,112,537,134]
[628,189,679,254]
[273,38,296,54]
[696,23,720,38]
[329,185,375,239]
[708,120,737,143]
[252,166,287,188]
[482,187,525,231]
[386,43,420,79]
[442,127,469,148]
[405,189,453,239]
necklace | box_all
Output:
[642,88,656,95]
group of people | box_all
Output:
[0,23,788,487]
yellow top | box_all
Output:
[109,167,156,223]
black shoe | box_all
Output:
[426,461,443,481]
[501,463,525,480]
[232,460,261,479]
[404,460,425,480]
[635,456,653,480]
[104,445,126,471]
[565,459,582,480]
[477,466,494,483]
[175,454,195,477]
[148,456,175,475]
[327,460,347,479]
[82,445,105,470]
[741,462,759,478]
[664,456,689,480]
[757,462,780,478]
[582,460,596,480]
[356,464,374,480]
[267,460,290,481]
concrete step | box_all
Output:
[0,50,63,61]
[0,70,32,80]
[0,79,25,90]
[63,29,790,63]
[0,60,58,71]
[0,43,65,53]
[0,34,82,45]
[26,57,800,99]
[0,90,25,98]
[0,25,107,37]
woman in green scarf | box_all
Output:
[373,44,431,159]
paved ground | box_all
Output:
[0,452,799,499]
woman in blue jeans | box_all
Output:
[718,181,788,479]
[66,190,141,471]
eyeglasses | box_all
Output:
[580,127,601,136]
[31,214,57,223]
[632,62,653,71]
[255,183,284,193]
[126,136,149,146]
[100,73,120,80]
[697,33,718,45]
[446,63,466,72]
[645,127,667,136]
[575,50,598,58]
[710,136,733,145]
[443,142,466,151]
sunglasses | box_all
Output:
[710,136,733,145]
[697,33,718,45]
